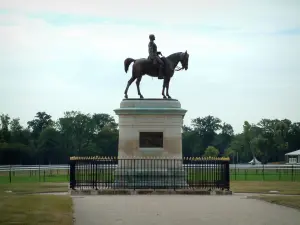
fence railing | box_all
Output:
[69,157,230,190]
[230,164,300,181]
[1,163,299,184]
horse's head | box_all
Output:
[180,51,189,70]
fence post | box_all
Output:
[262,164,265,181]
[92,160,95,189]
[95,160,98,190]
[234,162,237,180]
[38,164,41,182]
[224,160,230,190]
[279,167,281,181]
[292,165,294,182]
[69,160,76,189]
[9,165,12,183]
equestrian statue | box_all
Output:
[123,34,189,99]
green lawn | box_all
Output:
[0,170,69,184]
[0,174,69,184]
[251,195,300,211]
[0,168,299,184]
[230,168,300,181]
[0,183,72,225]
[230,181,300,210]
[231,181,300,195]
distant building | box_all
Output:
[285,150,300,164]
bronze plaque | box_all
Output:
[139,132,163,148]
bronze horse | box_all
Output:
[123,51,189,99]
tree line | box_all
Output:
[0,112,299,165]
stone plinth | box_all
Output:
[114,98,187,159]
[113,98,188,188]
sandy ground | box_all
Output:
[72,194,300,225]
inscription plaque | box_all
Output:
[139,132,163,148]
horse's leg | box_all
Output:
[166,78,172,99]
[162,78,167,99]
[136,76,144,99]
[124,76,136,99]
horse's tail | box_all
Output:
[124,58,135,73]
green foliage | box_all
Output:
[0,111,118,164]
[203,146,219,157]
[224,147,234,157]
[27,112,54,139]
[0,111,300,164]
[0,114,11,143]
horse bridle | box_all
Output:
[175,51,188,71]
[160,51,188,71]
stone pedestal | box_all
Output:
[113,98,188,188]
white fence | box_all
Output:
[0,164,300,172]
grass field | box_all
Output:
[0,183,72,225]
[1,167,299,184]
[0,180,299,224]
[0,169,69,184]
[230,181,300,195]
[231,181,300,210]
[252,195,300,210]
[230,168,300,181]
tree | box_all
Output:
[10,118,22,133]
[94,127,118,156]
[224,147,234,157]
[257,119,290,162]
[287,122,300,152]
[182,127,203,157]
[27,112,53,139]
[0,114,11,142]
[228,133,247,163]
[243,121,261,161]
[191,115,222,154]
[57,111,119,157]
[38,127,61,164]
[10,118,25,143]
[203,146,219,157]
[213,122,234,155]
[58,111,93,156]
[92,113,118,133]
[273,120,289,161]
[249,135,269,163]
[1,110,300,165]
[0,142,31,164]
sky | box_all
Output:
[0,0,300,133]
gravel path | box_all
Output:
[72,195,300,225]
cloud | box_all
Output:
[0,1,300,132]
[2,0,300,32]
[0,12,248,64]
[272,28,300,36]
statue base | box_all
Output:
[114,98,187,158]
[113,167,188,189]
[114,98,188,189]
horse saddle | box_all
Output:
[147,56,167,79]
[147,56,165,66]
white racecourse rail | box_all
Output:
[0,164,299,172]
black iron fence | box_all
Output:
[230,164,300,181]
[69,156,230,190]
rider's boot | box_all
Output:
[158,66,164,79]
